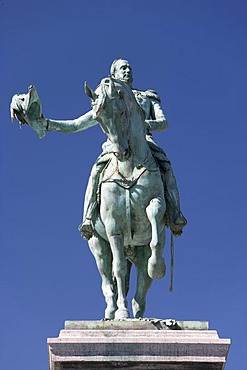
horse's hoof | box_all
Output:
[132,298,145,319]
[148,256,166,279]
[104,308,116,320]
[115,308,130,319]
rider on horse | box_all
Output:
[79,59,187,239]
[11,59,187,239]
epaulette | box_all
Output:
[145,89,161,103]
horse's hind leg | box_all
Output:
[125,259,132,297]
[146,197,166,280]
[88,234,117,319]
[132,245,152,318]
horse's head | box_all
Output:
[85,77,132,162]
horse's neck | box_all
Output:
[118,111,155,175]
[130,111,152,162]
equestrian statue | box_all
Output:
[10,59,187,319]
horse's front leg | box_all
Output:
[146,197,166,279]
[132,245,153,318]
[106,223,130,319]
[88,234,117,319]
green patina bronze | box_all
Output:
[10,59,187,320]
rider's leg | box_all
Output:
[78,159,107,240]
[159,160,187,236]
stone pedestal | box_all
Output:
[47,320,230,370]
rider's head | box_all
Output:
[110,59,133,86]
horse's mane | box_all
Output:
[112,78,146,121]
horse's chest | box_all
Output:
[101,170,163,212]
[100,171,164,245]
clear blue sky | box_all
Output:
[1,1,246,369]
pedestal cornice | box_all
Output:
[48,320,230,370]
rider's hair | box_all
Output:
[110,59,130,77]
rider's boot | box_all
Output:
[78,216,95,241]
[78,162,103,240]
[161,162,187,237]
[170,211,187,237]
[78,195,98,240]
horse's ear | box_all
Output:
[84,81,97,101]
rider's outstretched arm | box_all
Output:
[45,110,98,133]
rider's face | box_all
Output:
[114,61,133,84]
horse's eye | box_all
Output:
[117,90,124,99]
